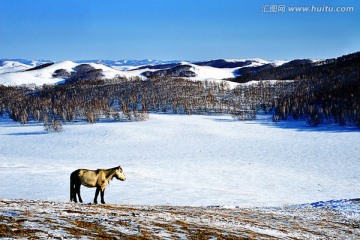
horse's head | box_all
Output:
[114,166,126,181]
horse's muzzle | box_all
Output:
[120,174,126,181]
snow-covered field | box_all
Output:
[1,114,359,209]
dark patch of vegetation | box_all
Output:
[52,69,71,78]
[25,62,54,71]
[235,64,273,79]
[66,64,104,83]
[133,63,180,70]
[231,51,360,82]
[231,52,360,126]
[142,65,196,78]
[194,59,253,68]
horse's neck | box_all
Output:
[103,169,116,180]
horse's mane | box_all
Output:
[94,166,118,173]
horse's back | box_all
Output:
[71,169,92,176]
[75,169,98,188]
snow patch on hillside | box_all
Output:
[187,63,237,80]
[271,60,290,66]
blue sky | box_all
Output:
[0,0,359,61]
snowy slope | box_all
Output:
[85,62,141,79]
[187,62,239,80]
[0,61,142,86]
[183,58,273,81]
[0,114,359,207]
[0,61,31,74]
[0,59,53,74]
[0,61,77,86]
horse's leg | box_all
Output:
[75,184,83,203]
[100,188,106,204]
[71,184,77,203]
[72,190,77,203]
[70,180,75,202]
[94,187,100,204]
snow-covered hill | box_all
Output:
[0,60,34,74]
[0,59,54,74]
[0,61,147,86]
[0,58,285,86]
[0,61,72,86]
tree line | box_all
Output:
[232,51,360,126]
[0,61,359,131]
[0,77,240,131]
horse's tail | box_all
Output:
[70,170,77,202]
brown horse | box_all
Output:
[70,166,126,204]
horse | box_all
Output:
[70,166,126,204]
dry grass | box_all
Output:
[0,199,358,239]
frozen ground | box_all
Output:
[1,199,359,239]
[0,114,359,208]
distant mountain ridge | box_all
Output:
[0,57,277,86]
[1,52,358,86]
[0,59,52,66]
[0,59,181,67]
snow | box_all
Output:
[123,60,244,81]
[40,60,77,73]
[299,198,360,220]
[84,62,141,79]
[242,80,294,86]
[0,114,359,208]
[0,61,31,74]
[271,60,290,66]
[186,62,238,80]
[0,60,142,86]
[0,71,61,86]
[0,61,78,86]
